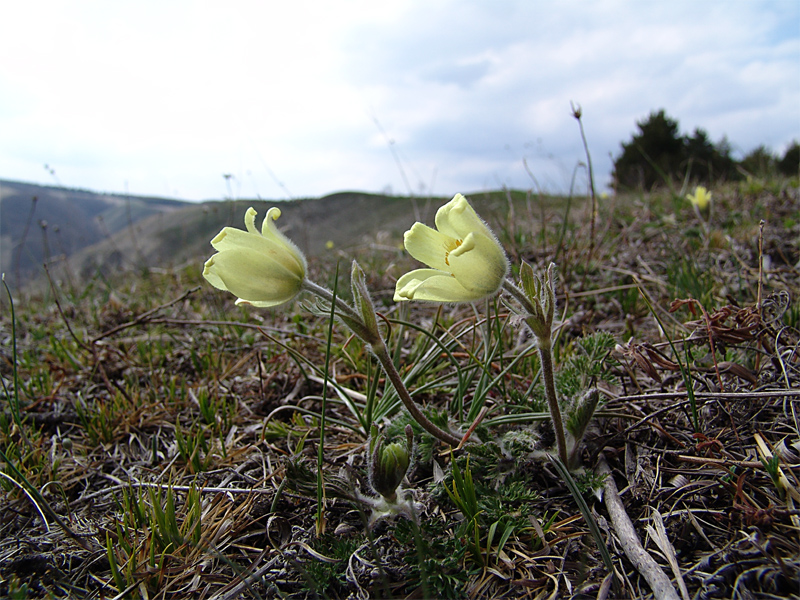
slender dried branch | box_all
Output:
[598,454,680,600]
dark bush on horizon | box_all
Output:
[612,108,797,190]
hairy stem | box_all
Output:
[302,279,361,321]
[373,343,461,447]
[303,279,461,447]
[504,277,568,465]
[537,335,569,466]
[502,278,535,314]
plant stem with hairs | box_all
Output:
[503,266,569,466]
[535,329,568,465]
[302,272,461,447]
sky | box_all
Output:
[1,0,798,202]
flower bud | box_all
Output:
[369,425,413,501]
[347,260,382,347]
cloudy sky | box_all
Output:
[1,0,798,201]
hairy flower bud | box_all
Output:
[346,260,383,347]
[520,262,556,342]
[369,425,413,501]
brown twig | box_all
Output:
[598,454,681,600]
[91,285,201,343]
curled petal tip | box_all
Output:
[203,207,307,308]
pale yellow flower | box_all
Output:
[686,186,712,210]
[394,194,509,302]
[203,207,306,307]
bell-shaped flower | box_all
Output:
[394,194,509,303]
[686,186,712,211]
[203,207,307,307]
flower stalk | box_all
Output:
[303,276,461,447]
[503,265,569,466]
[372,343,461,447]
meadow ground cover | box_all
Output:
[1,177,799,599]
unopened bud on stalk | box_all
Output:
[369,425,414,502]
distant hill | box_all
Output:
[68,193,450,283]
[0,179,553,291]
[0,179,189,288]
[66,190,544,286]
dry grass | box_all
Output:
[1,180,799,599]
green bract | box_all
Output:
[520,262,556,341]
[394,194,509,303]
[203,207,307,308]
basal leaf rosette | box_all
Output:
[394,194,509,303]
[203,207,307,307]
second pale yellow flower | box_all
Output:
[394,194,509,303]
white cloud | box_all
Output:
[0,0,797,200]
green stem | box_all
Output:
[302,279,461,447]
[502,278,535,314]
[372,343,461,447]
[536,335,569,466]
[503,277,568,464]
[302,279,361,321]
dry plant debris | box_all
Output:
[1,182,799,599]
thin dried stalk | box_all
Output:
[598,455,680,600]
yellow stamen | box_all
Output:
[444,239,462,266]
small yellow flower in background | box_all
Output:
[326,240,335,249]
[686,186,712,210]
[394,193,509,303]
[203,207,307,307]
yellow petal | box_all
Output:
[447,232,509,295]
[394,268,484,302]
[211,208,305,276]
[212,227,305,277]
[260,207,307,272]
[403,223,454,272]
[203,250,303,307]
[435,194,493,240]
[243,206,259,234]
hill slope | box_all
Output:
[0,179,188,286]
[59,190,543,284]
